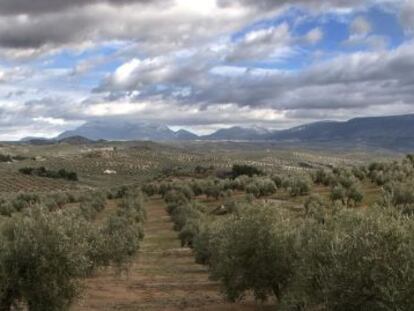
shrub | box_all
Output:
[313,169,335,186]
[141,183,159,197]
[232,164,263,178]
[178,219,201,247]
[304,194,327,223]
[0,189,146,311]
[288,177,312,197]
[208,206,297,302]
[79,192,106,220]
[284,210,414,311]
[246,178,277,198]
[95,215,143,268]
[11,193,41,212]
[382,182,414,215]
[330,178,364,207]
[271,175,283,188]
[0,154,13,162]
[0,208,98,310]
[193,224,214,265]
[0,199,14,217]
[19,167,78,181]
[118,189,147,224]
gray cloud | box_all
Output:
[400,1,414,33]
[97,39,414,117]
[0,0,165,15]
[217,0,373,11]
[0,1,260,54]
[0,0,411,139]
[0,0,390,55]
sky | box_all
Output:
[0,0,413,139]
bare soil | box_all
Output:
[72,198,270,311]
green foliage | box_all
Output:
[288,177,312,197]
[194,165,215,176]
[304,194,327,223]
[0,208,96,310]
[96,214,143,268]
[231,164,263,178]
[368,157,414,187]
[106,186,130,199]
[283,210,414,311]
[204,181,224,200]
[193,224,214,265]
[118,189,147,225]
[79,191,107,220]
[11,193,41,213]
[0,154,13,163]
[313,169,335,186]
[141,183,159,197]
[329,174,364,207]
[0,154,29,163]
[196,203,414,310]
[170,202,204,247]
[382,182,414,215]
[406,154,414,166]
[165,190,190,214]
[245,178,277,198]
[0,189,146,310]
[207,206,297,302]
[19,167,78,181]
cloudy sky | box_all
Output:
[0,0,413,139]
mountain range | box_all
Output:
[21,114,414,151]
[57,120,198,141]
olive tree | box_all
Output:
[282,210,414,311]
[208,206,297,302]
[0,191,146,311]
[0,208,97,311]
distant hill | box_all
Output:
[268,114,414,151]
[202,126,270,141]
[20,136,48,142]
[57,121,192,141]
[174,129,199,141]
[21,137,55,145]
[48,114,414,151]
[58,136,96,145]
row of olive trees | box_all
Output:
[159,171,414,310]
[0,184,135,217]
[0,191,106,217]
[143,173,313,201]
[368,155,414,186]
[0,188,146,311]
[192,204,414,310]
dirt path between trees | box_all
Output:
[72,198,265,311]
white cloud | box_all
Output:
[0,0,411,140]
[350,16,372,36]
[226,23,294,62]
[344,16,388,50]
[305,27,324,44]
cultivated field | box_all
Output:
[0,140,411,310]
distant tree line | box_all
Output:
[0,154,30,163]
[231,164,263,178]
[19,167,78,181]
